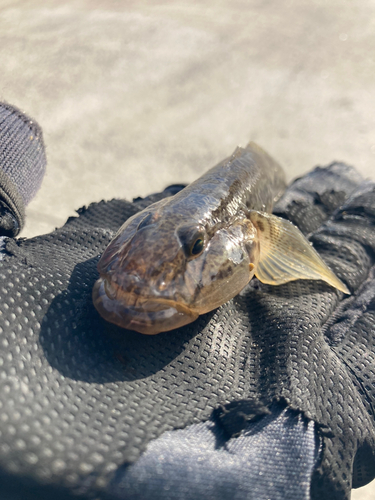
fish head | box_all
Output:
[93,201,259,334]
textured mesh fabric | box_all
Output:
[0,102,46,236]
[0,163,374,499]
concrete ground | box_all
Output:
[0,1,374,498]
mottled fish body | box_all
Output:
[93,142,349,334]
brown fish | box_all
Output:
[93,142,349,334]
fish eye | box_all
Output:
[190,237,204,256]
[177,225,206,259]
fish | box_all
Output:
[92,142,349,335]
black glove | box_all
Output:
[0,118,374,500]
[0,102,46,237]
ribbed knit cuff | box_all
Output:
[0,168,25,236]
[0,102,47,236]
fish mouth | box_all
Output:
[92,277,198,335]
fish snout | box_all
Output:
[94,223,197,333]
[92,277,199,334]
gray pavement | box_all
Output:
[0,1,374,497]
[1,0,374,240]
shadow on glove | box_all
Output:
[38,254,210,383]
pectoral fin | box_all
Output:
[248,211,350,294]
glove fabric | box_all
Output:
[0,102,46,237]
[0,162,374,500]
